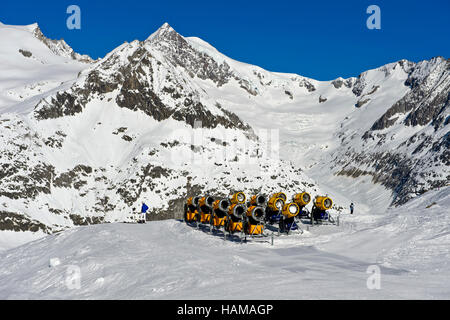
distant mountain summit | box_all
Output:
[31,23,94,63]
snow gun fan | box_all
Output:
[226,202,246,234]
[184,196,200,223]
[212,199,230,228]
[199,196,215,224]
[249,194,266,207]
[293,192,311,218]
[279,202,300,233]
[311,196,333,223]
[265,193,285,225]
[273,192,287,201]
[245,206,265,235]
[230,192,246,204]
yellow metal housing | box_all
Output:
[228,203,245,219]
[314,196,333,211]
[230,192,246,204]
[272,192,287,201]
[293,192,311,207]
[199,196,214,209]
[250,194,266,206]
[227,220,243,232]
[186,196,200,211]
[268,196,285,211]
[213,216,226,227]
[247,224,264,235]
[200,212,212,223]
[186,210,197,222]
[213,199,230,213]
[246,206,265,222]
[282,202,300,218]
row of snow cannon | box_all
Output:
[184,191,334,236]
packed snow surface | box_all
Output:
[0,186,448,299]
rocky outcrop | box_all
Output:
[32,24,94,63]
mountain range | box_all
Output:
[0,22,448,235]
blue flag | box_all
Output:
[141,203,149,213]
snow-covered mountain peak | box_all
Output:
[146,22,179,43]
[31,24,94,63]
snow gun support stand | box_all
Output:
[241,206,272,244]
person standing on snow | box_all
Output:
[350,202,354,214]
[139,202,149,223]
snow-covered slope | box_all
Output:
[0,22,92,114]
[0,22,448,243]
[0,186,448,299]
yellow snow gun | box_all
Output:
[199,195,214,223]
[245,206,265,235]
[279,202,301,233]
[293,191,311,218]
[212,199,230,227]
[293,192,311,207]
[226,203,246,233]
[314,196,333,211]
[281,202,300,219]
[249,194,267,206]
[311,196,333,222]
[272,192,287,202]
[265,194,285,225]
[230,192,246,204]
[184,196,200,222]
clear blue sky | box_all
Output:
[1,0,449,80]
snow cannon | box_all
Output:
[293,192,311,207]
[212,199,230,227]
[281,202,300,219]
[265,194,285,225]
[226,203,246,233]
[314,196,332,211]
[184,196,200,222]
[249,194,267,206]
[279,202,300,233]
[293,192,311,217]
[245,206,265,235]
[311,196,333,221]
[230,192,246,204]
[272,192,287,202]
[199,196,214,223]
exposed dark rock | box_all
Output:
[285,90,293,99]
[0,211,51,233]
[355,98,370,108]
[19,49,32,57]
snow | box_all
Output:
[0,230,46,252]
[0,186,448,299]
[0,22,90,114]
